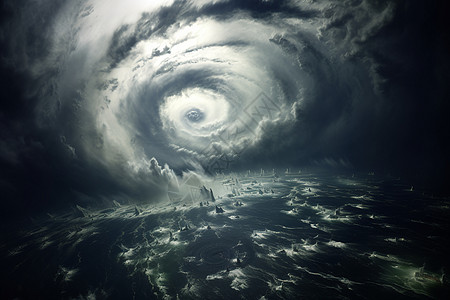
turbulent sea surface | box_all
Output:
[2,171,450,299]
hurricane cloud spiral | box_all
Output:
[39,1,388,168]
[1,0,447,210]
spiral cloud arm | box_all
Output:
[1,0,448,209]
[91,7,310,171]
[50,0,378,172]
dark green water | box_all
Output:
[2,172,449,299]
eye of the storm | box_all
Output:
[185,108,204,123]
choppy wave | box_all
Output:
[3,171,449,299]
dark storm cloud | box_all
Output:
[0,0,449,221]
[236,1,450,192]
[0,1,169,219]
[365,1,450,189]
[198,0,318,19]
[106,0,317,69]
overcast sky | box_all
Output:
[1,0,449,219]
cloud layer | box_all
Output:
[1,0,449,217]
